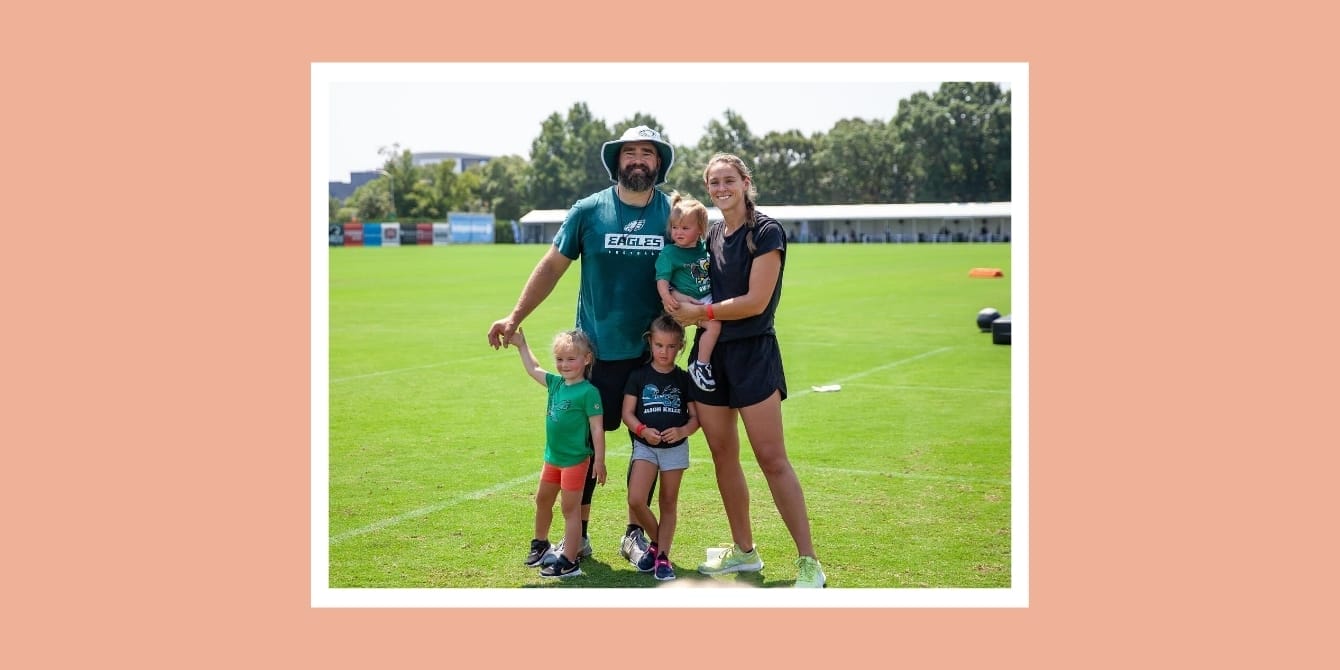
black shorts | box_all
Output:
[586,356,653,501]
[688,332,787,408]
[589,356,646,431]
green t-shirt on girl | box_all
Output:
[544,373,603,467]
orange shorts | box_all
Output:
[540,461,591,492]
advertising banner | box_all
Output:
[432,222,451,245]
[328,224,344,246]
[381,222,400,247]
[364,221,382,247]
[417,223,433,245]
[448,212,495,244]
[343,222,364,246]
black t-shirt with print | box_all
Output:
[623,364,693,447]
[708,210,785,342]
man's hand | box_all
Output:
[488,317,518,349]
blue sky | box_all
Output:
[317,63,1019,182]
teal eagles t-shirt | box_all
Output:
[655,241,711,300]
[544,373,603,467]
[553,186,670,360]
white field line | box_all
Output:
[790,347,953,398]
[330,473,535,545]
[803,465,1009,487]
[330,354,497,383]
[329,347,997,542]
[331,457,1008,545]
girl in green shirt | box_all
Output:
[511,328,607,579]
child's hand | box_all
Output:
[508,328,526,347]
[643,427,662,446]
[659,426,680,443]
[593,460,607,485]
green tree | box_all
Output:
[399,159,453,220]
[663,143,708,200]
[528,113,577,209]
[452,168,485,213]
[698,109,759,160]
[527,103,616,207]
[813,118,903,204]
[347,179,395,221]
[895,83,1010,202]
[567,103,614,197]
[377,144,417,219]
[753,130,820,205]
[479,155,531,222]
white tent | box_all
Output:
[518,202,1011,244]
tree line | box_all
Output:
[330,82,1010,239]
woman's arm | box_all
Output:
[672,249,780,326]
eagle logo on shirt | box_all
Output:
[641,384,682,411]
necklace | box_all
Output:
[616,186,653,231]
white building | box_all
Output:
[517,202,1011,244]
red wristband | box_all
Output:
[705,304,715,320]
[635,423,646,437]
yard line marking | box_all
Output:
[792,347,953,398]
[331,354,497,383]
[330,454,1002,545]
[677,457,1007,487]
[804,465,1009,487]
[330,473,535,545]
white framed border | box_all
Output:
[312,62,1029,608]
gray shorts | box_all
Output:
[631,439,690,472]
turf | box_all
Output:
[326,242,1013,588]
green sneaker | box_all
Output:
[794,556,826,588]
[697,543,764,575]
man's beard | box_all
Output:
[618,164,655,191]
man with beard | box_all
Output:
[488,126,675,569]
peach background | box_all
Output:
[7,1,1334,668]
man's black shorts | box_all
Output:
[590,356,646,431]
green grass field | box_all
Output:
[326,242,1013,590]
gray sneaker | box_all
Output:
[541,536,593,566]
[620,529,649,566]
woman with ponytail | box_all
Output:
[666,153,826,588]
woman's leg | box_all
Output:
[740,391,816,558]
[696,402,754,550]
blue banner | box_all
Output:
[447,212,495,244]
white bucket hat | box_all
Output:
[600,125,675,186]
